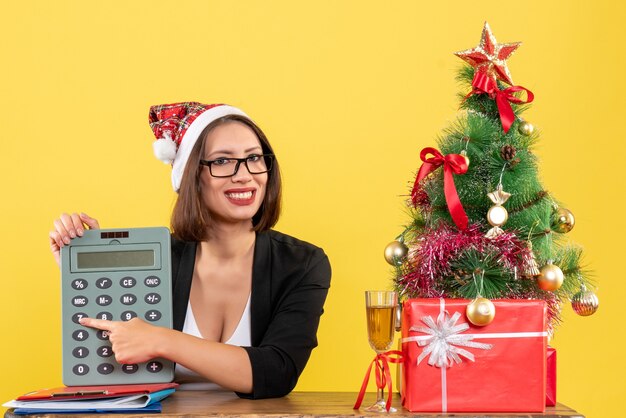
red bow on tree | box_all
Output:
[470,71,534,133]
[411,147,469,230]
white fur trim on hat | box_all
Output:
[153,131,178,164]
[171,105,249,192]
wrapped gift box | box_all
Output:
[546,346,557,406]
[401,298,547,413]
[398,343,557,406]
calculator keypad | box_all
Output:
[63,272,173,384]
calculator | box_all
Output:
[60,227,175,385]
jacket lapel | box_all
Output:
[250,231,271,346]
[172,241,197,331]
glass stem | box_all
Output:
[376,387,385,403]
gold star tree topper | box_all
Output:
[455,22,521,86]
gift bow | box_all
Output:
[410,311,492,368]
[470,71,534,134]
[353,350,403,412]
[411,147,469,230]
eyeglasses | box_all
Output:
[199,154,274,178]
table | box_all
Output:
[4,391,584,418]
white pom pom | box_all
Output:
[153,132,177,164]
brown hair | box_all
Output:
[171,114,282,241]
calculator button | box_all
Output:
[121,311,137,321]
[97,363,115,375]
[72,346,89,358]
[145,310,162,322]
[71,312,88,324]
[97,330,110,340]
[122,364,138,374]
[146,361,163,373]
[144,276,161,287]
[73,364,89,376]
[72,330,89,341]
[71,279,88,290]
[96,278,112,289]
[97,346,113,357]
[120,294,137,305]
[71,296,88,307]
[145,293,161,304]
[96,311,113,320]
[120,277,137,288]
[96,295,112,306]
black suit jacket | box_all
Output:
[170,230,331,399]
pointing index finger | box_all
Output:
[79,317,114,331]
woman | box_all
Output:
[49,102,332,399]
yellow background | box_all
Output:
[1,1,624,417]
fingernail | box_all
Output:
[70,231,76,238]
[63,237,71,244]
[77,228,84,236]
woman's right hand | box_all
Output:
[49,213,100,266]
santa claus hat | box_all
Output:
[148,102,248,191]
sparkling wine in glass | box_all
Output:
[365,290,398,413]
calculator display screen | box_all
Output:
[76,250,155,269]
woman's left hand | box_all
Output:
[79,317,167,364]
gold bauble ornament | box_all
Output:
[518,120,535,136]
[571,285,599,316]
[537,261,564,291]
[551,207,575,233]
[466,297,496,326]
[384,240,408,266]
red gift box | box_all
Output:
[401,298,547,413]
[546,346,557,406]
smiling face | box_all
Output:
[199,121,268,227]
[171,114,282,242]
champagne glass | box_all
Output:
[365,290,398,413]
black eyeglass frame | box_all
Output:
[199,154,275,178]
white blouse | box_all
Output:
[174,295,252,390]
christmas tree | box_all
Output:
[387,22,598,332]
